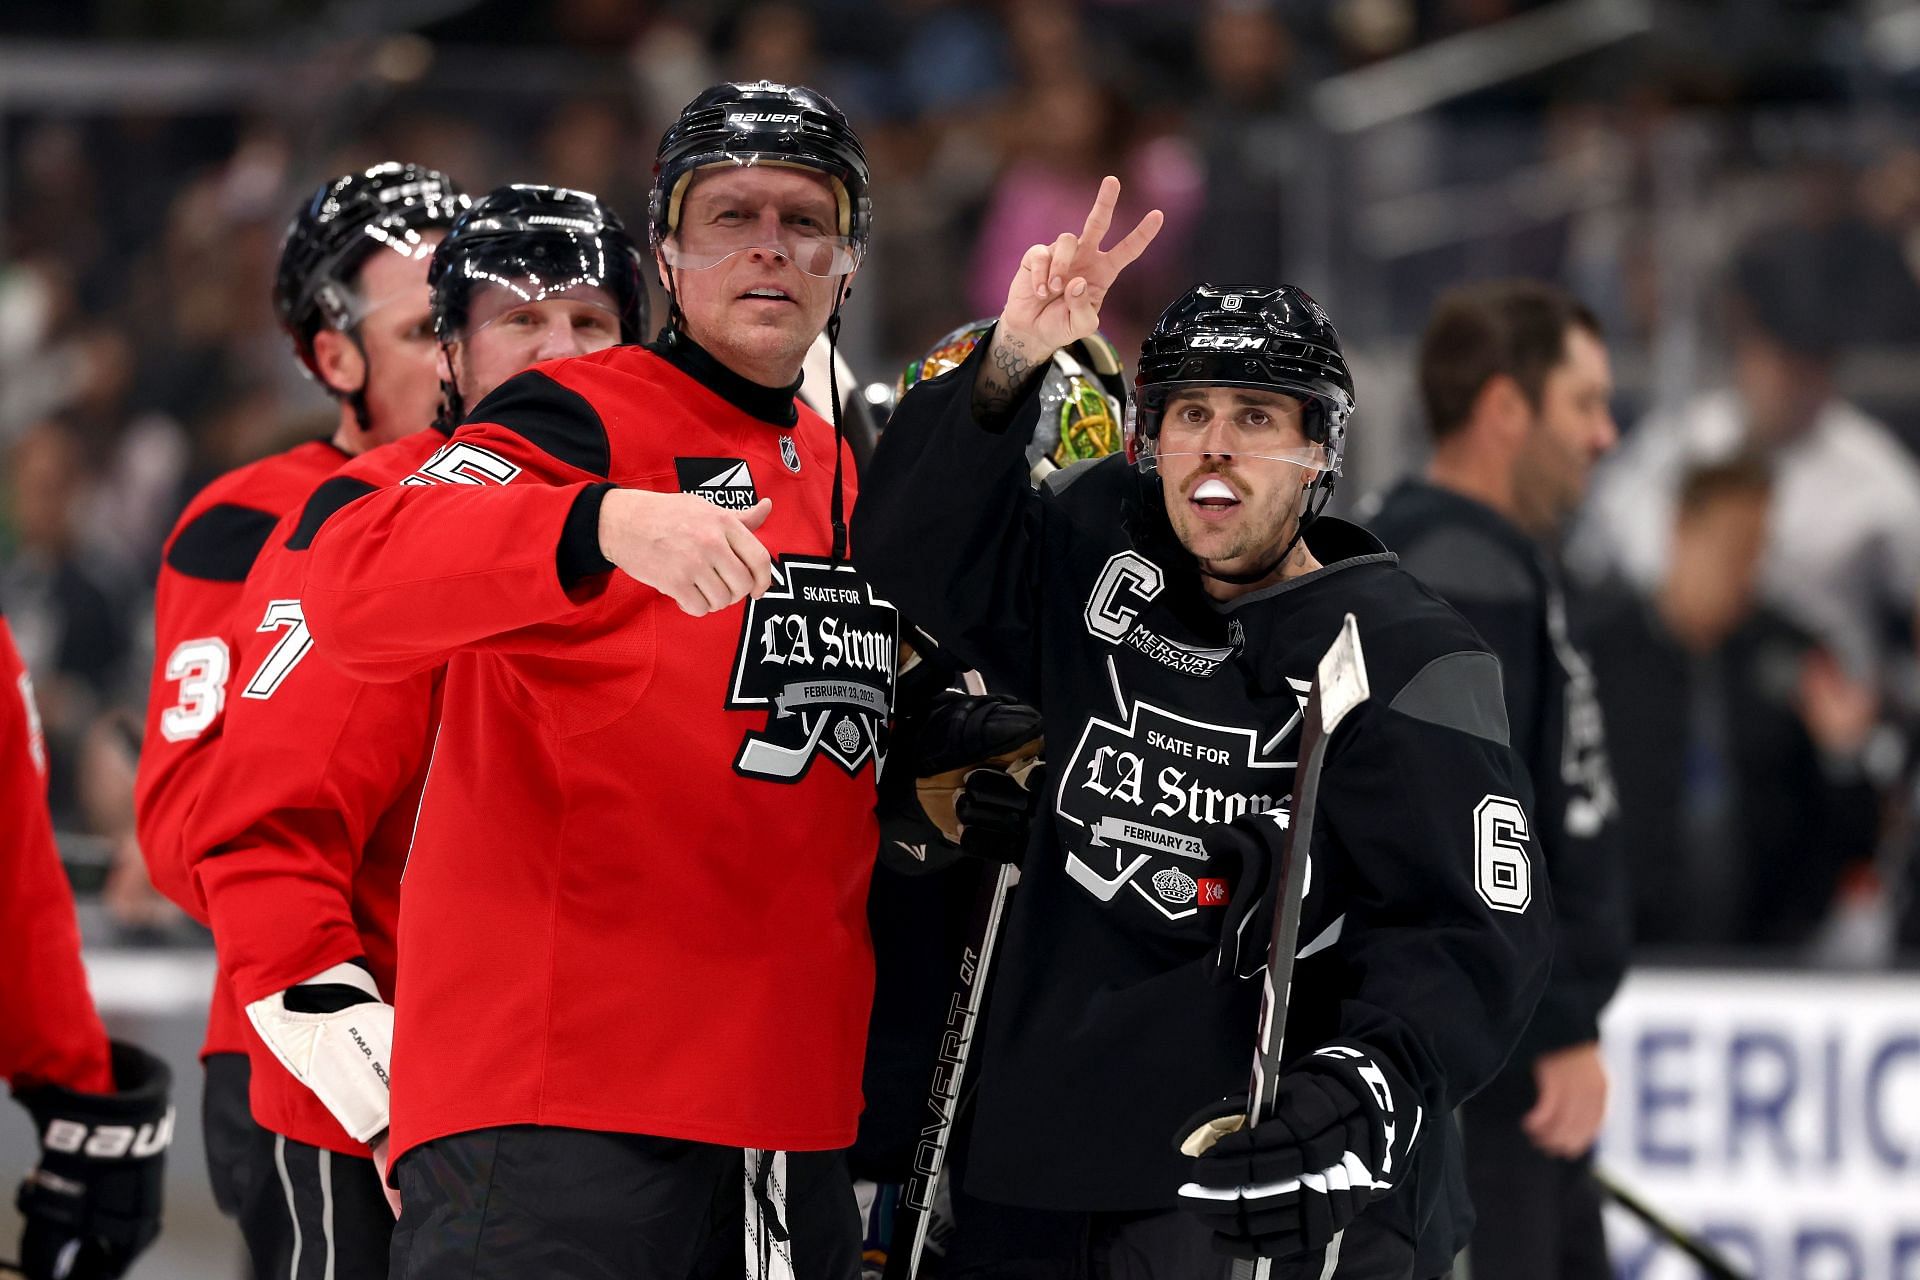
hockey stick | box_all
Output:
[882,857,1020,1280]
[1591,1166,1749,1280]
[1231,614,1371,1280]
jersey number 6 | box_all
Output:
[1473,794,1533,914]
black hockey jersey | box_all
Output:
[853,335,1553,1271]
[1364,479,1629,1064]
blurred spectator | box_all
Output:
[1575,226,1920,684]
[1580,455,1880,949]
[968,74,1199,350]
[1187,0,1301,285]
[1,419,131,825]
[1365,279,1628,1280]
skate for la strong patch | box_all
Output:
[728,556,898,783]
[1055,699,1293,923]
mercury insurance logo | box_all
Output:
[728,556,898,782]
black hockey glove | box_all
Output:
[1174,1045,1418,1261]
[879,691,1043,873]
[954,760,1047,865]
[1199,808,1290,985]
[14,1041,172,1280]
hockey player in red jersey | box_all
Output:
[131,162,465,1238]
[299,82,885,1278]
[183,183,644,1280]
[4,601,173,1279]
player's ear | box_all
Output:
[436,341,457,386]
[1471,373,1529,449]
[312,328,366,398]
[654,249,671,294]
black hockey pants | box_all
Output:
[943,1190,1446,1280]
[388,1124,862,1279]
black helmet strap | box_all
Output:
[826,300,848,564]
[337,325,375,435]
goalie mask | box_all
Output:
[898,319,1130,483]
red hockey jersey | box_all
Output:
[302,344,894,1159]
[1,610,113,1094]
[188,430,447,1154]
[134,439,348,1061]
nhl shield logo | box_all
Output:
[779,435,802,474]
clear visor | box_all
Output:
[316,230,439,330]
[1127,390,1340,475]
[1144,444,1339,473]
[662,160,861,278]
[460,279,622,340]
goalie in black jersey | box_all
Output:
[852,179,1553,1280]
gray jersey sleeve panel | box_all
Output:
[1394,527,1534,604]
[1389,650,1511,745]
[1040,455,1105,495]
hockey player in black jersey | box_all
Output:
[852,178,1553,1280]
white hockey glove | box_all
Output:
[1175,1044,1421,1260]
[245,961,393,1145]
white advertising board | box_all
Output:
[1599,969,1920,1280]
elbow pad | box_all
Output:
[245,962,393,1144]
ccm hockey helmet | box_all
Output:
[274,162,469,384]
[1127,284,1355,474]
[430,184,649,347]
[649,80,872,265]
[898,320,1129,481]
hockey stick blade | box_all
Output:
[883,859,1020,1280]
[1592,1166,1749,1280]
[1231,614,1370,1280]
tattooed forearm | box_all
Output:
[972,329,1044,427]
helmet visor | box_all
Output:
[661,158,861,277]
[1126,385,1340,475]
[460,279,623,340]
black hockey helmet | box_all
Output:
[897,319,1128,481]
[273,162,469,385]
[648,80,872,264]
[429,184,649,346]
[1126,283,1355,471]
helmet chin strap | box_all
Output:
[1196,475,1332,587]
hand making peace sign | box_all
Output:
[998,175,1163,355]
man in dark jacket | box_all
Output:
[1363,280,1631,1279]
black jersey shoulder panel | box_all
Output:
[166,503,281,582]
[468,369,612,478]
[285,477,378,552]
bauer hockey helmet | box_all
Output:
[1127,283,1355,475]
[649,80,872,270]
[898,319,1129,481]
[429,184,649,347]
[273,162,469,385]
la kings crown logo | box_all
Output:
[729,556,898,782]
[1057,699,1291,921]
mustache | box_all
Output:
[1182,462,1245,498]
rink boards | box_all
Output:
[1599,968,1920,1280]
